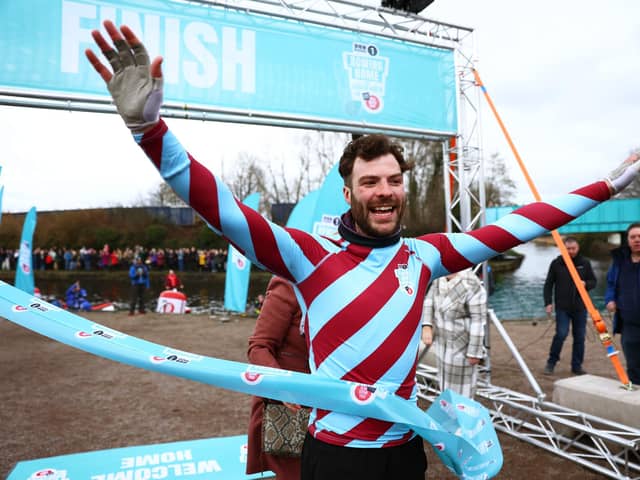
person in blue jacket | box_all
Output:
[65,281,92,311]
[129,257,150,316]
[605,222,640,385]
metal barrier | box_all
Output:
[416,309,640,479]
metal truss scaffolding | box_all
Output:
[417,310,640,479]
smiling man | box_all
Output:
[339,135,410,239]
[85,20,640,480]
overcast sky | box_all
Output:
[1,0,639,213]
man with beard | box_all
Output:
[85,21,640,480]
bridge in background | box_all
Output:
[486,197,640,234]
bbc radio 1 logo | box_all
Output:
[343,43,389,113]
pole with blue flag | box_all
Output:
[223,192,260,313]
[15,206,37,294]
[285,189,319,231]
[305,163,348,236]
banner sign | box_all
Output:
[0,281,502,478]
[7,435,273,480]
[14,207,37,295]
[0,0,457,134]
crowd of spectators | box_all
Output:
[0,245,228,273]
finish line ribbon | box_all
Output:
[0,281,502,479]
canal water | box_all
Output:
[489,242,611,319]
[31,272,271,316]
[28,242,612,319]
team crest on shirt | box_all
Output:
[394,264,414,295]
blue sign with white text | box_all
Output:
[7,435,273,480]
[0,0,457,134]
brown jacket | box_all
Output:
[246,276,309,479]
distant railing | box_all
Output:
[486,198,640,234]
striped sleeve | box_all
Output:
[419,180,611,277]
[133,120,329,283]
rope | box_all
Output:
[473,68,631,388]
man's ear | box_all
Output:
[343,185,352,205]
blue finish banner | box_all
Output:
[0,281,503,478]
[0,0,457,134]
[224,192,260,313]
[14,207,37,295]
[7,435,273,480]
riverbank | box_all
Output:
[0,311,619,479]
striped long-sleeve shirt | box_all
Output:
[135,119,611,448]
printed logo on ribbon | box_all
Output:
[28,469,69,480]
[150,348,203,365]
[394,264,414,295]
[76,327,123,341]
[239,443,248,464]
[350,384,377,405]
[12,305,28,312]
[343,43,389,113]
[456,402,481,417]
[29,298,62,313]
[241,371,263,385]
[476,439,494,455]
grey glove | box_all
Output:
[105,39,163,132]
[605,150,640,194]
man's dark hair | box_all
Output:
[563,236,579,244]
[625,222,640,238]
[339,134,413,186]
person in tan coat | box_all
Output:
[246,276,310,480]
[421,268,487,398]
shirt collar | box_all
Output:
[338,211,401,248]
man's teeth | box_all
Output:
[372,206,393,212]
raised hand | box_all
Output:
[605,151,640,194]
[85,20,163,132]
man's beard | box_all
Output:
[350,196,405,238]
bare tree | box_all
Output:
[145,182,186,207]
[265,130,350,205]
[401,138,444,234]
[483,152,517,207]
[300,131,348,182]
[227,152,268,201]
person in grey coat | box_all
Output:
[421,268,487,398]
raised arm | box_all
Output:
[85,21,327,283]
[85,21,162,133]
[419,153,640,279]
